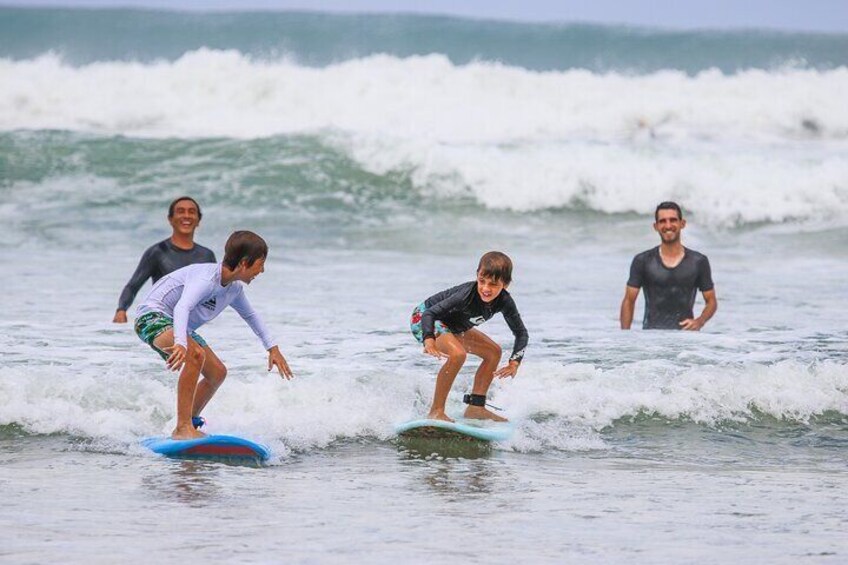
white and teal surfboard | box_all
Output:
[395,418,514,442]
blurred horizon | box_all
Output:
[1,0,847,33]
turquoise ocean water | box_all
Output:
[1,8,847,563]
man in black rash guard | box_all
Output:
[410,251,528,422]
[620,201,717,330]
[112,196,216,323]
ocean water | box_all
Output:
[1,8,847,563]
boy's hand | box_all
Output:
[268,346,294,380]
[113,310,127,323]
[164,344,187,372]
[423,338,447,359]
[494,360,520,379]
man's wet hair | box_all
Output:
[168,196,203,220]
[477,251,513,285]
[655,201,683,221]
[223,231,268,270]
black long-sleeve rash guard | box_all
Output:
[117,238,216,312]
[421,281,529,363]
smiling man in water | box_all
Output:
[620,201,717,331]
[113,196,216,323]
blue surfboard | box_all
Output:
[141,434,271,462]
[395,419,514,442]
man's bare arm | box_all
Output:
[680,289,717,331]
[620,286,640,329]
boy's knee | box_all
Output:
[186,344,205,367]
[449,349,467,365]
[202,359,228,387]
[489,343,502,360]
[212,364,228,386]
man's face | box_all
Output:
[653,208,685,243]
[169,200,200,236]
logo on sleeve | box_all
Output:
[469,316,486,325]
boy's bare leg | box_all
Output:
[153,330,206,440]
[459,328,508,422]
[191,346,228,418]
[427,333,467,422]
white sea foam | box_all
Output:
[341,136,848,225]
[2,50,847,141]
[2,50,847,224]
[2,358,845,455]
[504,360,848,429]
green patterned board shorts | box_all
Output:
[134,311,208,361]
[410,302,452,344]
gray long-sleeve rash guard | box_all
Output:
[117,238,216,312]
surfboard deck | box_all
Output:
[395,418,514,442]
[141,434,271,462]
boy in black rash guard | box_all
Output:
[620,201,718,330]
[113,196,216,323]
[410,252,528,423]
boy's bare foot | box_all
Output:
[171,426,206,440]
[426,410,455,423]
[464,405,509,422]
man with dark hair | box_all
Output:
[134,230,293,439]
[113,197,216,323]
[620,202,718,330]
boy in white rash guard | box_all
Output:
[135,230,293,440]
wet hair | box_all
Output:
[477,251,513,285]
[168,196,203,220]
[655,201,683,221]
[223,231,268,270]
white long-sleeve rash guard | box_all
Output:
[137,263,276,350]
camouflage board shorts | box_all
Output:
[135,311,208,361]
[410,302,452,344]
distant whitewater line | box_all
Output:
[2,50,847,225]
[2,50,846,141]
[1,8,847,73]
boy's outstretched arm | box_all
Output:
[268,346,294,380]
[498,296,527,379]
[494,360,520,379]
[229,290,291,378]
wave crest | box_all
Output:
[2,50,847,140]
[2,50,847,225]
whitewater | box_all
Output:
[3,50,848,226]
[1,8,847,564]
